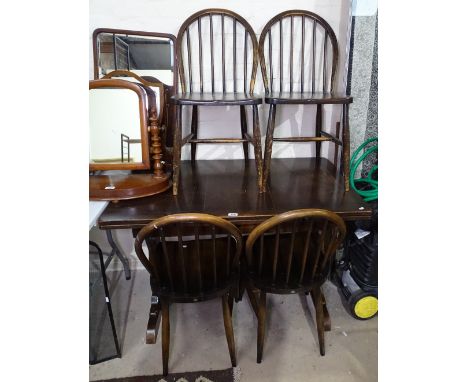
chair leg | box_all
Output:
[172,105,182,195]
[315,104,323,161]
[246,286,259,318]
[257,291,267,363]
[252,104,264,192]
[311,287,326,356]
[222,294,237,367]
[235,257,247,302]
[262,104,276,192]
[235,277,245,302]
[240,105,249,161]
[228,294,234,316]
[161,300,170,375]
[190,105,198,163]
[322,292,331,332]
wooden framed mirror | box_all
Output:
[89,79,153,171]
[89,78,171,200]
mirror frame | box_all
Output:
[92,28,178,92]
[89,78,152,171]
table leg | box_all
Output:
[105,230,131,280]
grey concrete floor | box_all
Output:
[90,268,377,382]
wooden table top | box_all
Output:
[98,158,373,230]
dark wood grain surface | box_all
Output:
[89,173,171,201]
[98,158,372,230]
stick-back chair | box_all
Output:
[259,10,353,192]
[245,209,346,362]
[135,213,243,375]
[170,8,264,195]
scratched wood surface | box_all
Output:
[98,158,372,230]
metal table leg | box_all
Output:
[105,230,131,280]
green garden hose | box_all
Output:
[350,137,378,202]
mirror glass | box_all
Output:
[89,88,143,165]
[96,32,174,85]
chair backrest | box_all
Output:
[176,8,259,94]
[259,10,339,95]
[246,209,346,293]
[135,213,243,302]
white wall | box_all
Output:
[90,0,351,161]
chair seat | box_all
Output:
[265,91,353,105]
[170,92,263,106]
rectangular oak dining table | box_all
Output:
[98,157,372,232]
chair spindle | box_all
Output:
[298,220,314,284]
[233,19,237,92]
[268,30,273,93]
[159,227,174,291]
[311,220,328,276]
[279,19,283,92]
[290,16,294,92]
[222,14,226,93]
[210,14,215,93]
[312,20,316,93]
[272,225,280,282]
[198,17,203,93]
[177,223,188,292]
[285,220,297,283]
[258,234,264,275]
[301,15,305,93]
[194,223,203,291]
[323,32,328,93]
[226,235,231,277]
[212,226,218,288]
[186,29,193,92]
[244,29,248,93]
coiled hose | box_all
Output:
[350,137,378,202]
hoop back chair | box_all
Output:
[259,10,353,192]
[135,213,243,375]
[245,209,346,362]
[170,9,264,195]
